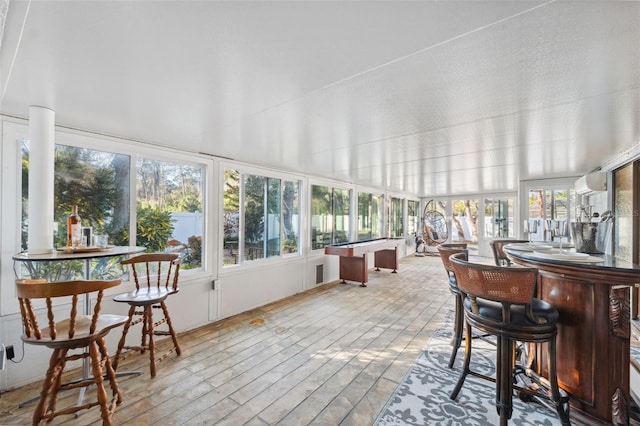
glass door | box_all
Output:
[452,199,479,250]
[480,197,516,257]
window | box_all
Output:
[136,158,204,269]
[20,143,133,280]
[613,163,634,261]
[223,169,240,265]
[388,197,404,238]
[223,168,301,264]
[311,184,351,249]
[243,174,281,260]
[526,187,576,243]
[484,198,515,239]
[357,191,383,241]
[282,180,300,254]
[407,200,419,237]
[452,199,479,244]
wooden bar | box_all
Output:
[325,238,401,286]
[505,247,640,425]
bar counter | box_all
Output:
[505,246,640,425]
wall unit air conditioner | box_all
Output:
[575,172,607,195]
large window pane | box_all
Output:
[358,192,372,240]
[244,174,267,261]
[311,185,332,249]
[311,185,351,248]
[136,158,204,269]
[371,194,383,239]
[223,169,240,265]
[484,198,514,239]
[266,178,281,258]
[407,200,419,237]
[358,191,382,241]
[614,163,633,261]
[334,188,350,243]
[282,180,300,254]
[21,143,132,279]
[527,187,576,242]
[389,197,403,238]
[225,171,296,264]
[452,199,479,244]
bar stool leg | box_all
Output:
[450,321,473,400]
[113,305,135,371]
[496,335,514,425]
[160,300,181,356]
[547,338,571,425]
[449,294,464,368]
[98,336,122,406]
[145,306,157,377]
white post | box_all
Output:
[28,106,55,254]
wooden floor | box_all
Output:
[0,254,455,425]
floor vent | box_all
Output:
[315,264,323,284]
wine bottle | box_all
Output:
[67,205,82,247]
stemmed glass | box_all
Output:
[553,220,569,253]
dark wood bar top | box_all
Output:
[504,247,640,283]
[505,245,640,425]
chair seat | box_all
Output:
[113,287,178,305]
[464,297,559,330]
[23,314,128,348]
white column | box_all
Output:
[28,106,55,254]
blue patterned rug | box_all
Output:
[374,313,564,425]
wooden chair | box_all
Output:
[436,244,468,368]
[489,239,529,266]
[448,253,570,426]
[112,253,181,377]
[16,278,126,425]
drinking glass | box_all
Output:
[94,234,108,248]
[553,220,569,252]
[524,219,538,243]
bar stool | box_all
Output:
[489,239,529,266]
[436,243,468,368]
[448,253,570,426]
[16,279,126,425]
[112,253,181,377]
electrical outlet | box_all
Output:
[0,344,6,371]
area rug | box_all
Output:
[374,312,564,425]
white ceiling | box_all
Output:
[1,1,639,197]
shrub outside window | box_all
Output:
[136,158,204,269]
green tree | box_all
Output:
[136,207,175,252]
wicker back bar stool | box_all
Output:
[112,253,181,378]
[436,243,468,368]
[489,239,529,267]
[16,279,126,425]
[448,253,570,426]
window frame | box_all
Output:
[5,120,214,286]
[221,163,304,268]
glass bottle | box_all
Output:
[67,205,82,247]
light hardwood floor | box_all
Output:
[0,254,455,425]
